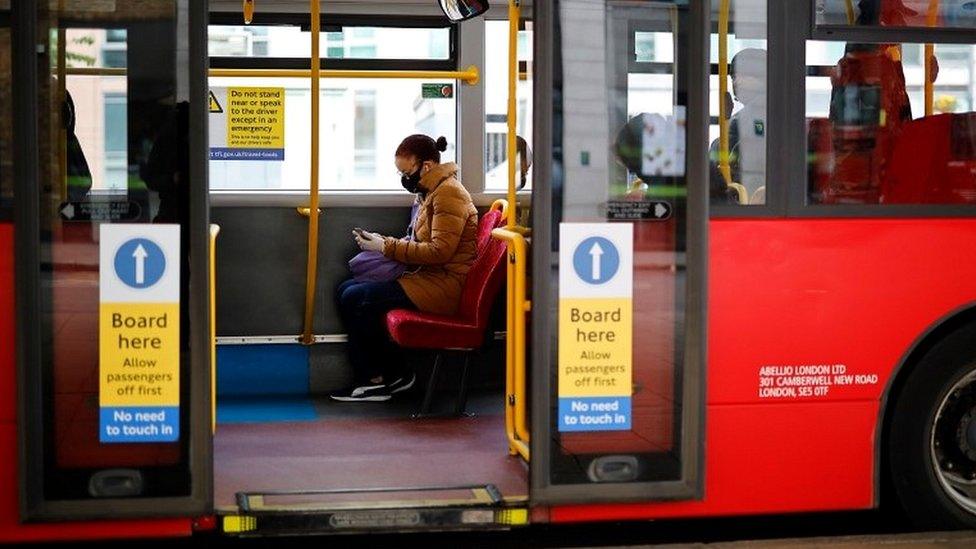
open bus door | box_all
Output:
[12,0,212,526]
[529,0,707,504]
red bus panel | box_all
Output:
[552,218,976,522]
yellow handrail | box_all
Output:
[57,23,67,202]
[717,0,732,185]
[925,0,940,116]
[301,0,321,345]
[490,198,510,220]
[844,0,856,24]
[492,226,530,462]
[62,67,127,76]
[243,0,255,24]
[63,67,481,84]
[728,182,748,205]
[489,1,530,463]
[212,67,481,84]
[210,224,221,434]
[506,0,519,229]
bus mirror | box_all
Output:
[437,0,490,22]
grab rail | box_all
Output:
[63,67,481,85]
[211,67,481,84]
[210,224,220,434]
[506,0,520,229]
[924,0,940,117]
[488,0,530,462]
[492,227,530,462]
[300,0,322,345]
[489,198,509,219]
[844,0,856,24]
[716,0,732,186]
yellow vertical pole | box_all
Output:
[504,244,516,455]
[924,0,940,116]
[844,0,856,24]
[506,1,519,229]
[58,22,67,202]
[925,44,935,116]
[210,225,220,434]
[301,0,322,345]
[508,0,519,450]
[717,0,731,185]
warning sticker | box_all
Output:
[209,90,223,113]
[209,86,285,161]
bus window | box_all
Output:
[208,24,452,61]
[208,19,459,192]
[706,0,768,206]
[63,29,128,196]
[207,76,457,191]
[484,19,533,191]
[815,0,976,30]
[805,39,976,205]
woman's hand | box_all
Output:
[354,230,386,253]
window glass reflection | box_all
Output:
[706,0,768,206]
[208,25,451,60]
[806,40,976,204]
[816,0,976,29]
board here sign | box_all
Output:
[99,224,181,443]
[558,223,634,432]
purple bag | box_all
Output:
[347,251,406,283]
[347,199,420,283]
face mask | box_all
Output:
[401,168,422,193]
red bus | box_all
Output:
[3,0,976,541]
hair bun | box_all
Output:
[435,136,448,152]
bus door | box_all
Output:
[530,0,707,503]
[13,0,211,522]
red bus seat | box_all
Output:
[882,112,976,204]
[385,208,508,416]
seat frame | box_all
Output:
[413,350,475,419]
[389,209,508,418]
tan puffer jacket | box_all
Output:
[382,162,478,316]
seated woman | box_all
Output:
[331,134,479,402]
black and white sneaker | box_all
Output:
[387,372,416,394]
[329,383,392,402]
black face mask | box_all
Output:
[401,168,422,193]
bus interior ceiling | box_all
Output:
[206,0,531,509]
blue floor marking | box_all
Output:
[217,397,319,424]
[217,344,309,397]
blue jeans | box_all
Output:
[336,278,416,384]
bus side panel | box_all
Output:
[0,224,12,427]
[551,218,976,522]
[706,218,976,407]
[0,225,193,541]
[551,401,876,521]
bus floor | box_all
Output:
[212,389,528,512]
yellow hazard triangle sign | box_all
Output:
[209,90,223,113]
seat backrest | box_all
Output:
[457,211,508,328]
[881,113,953,204]
[476,208,503,255]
